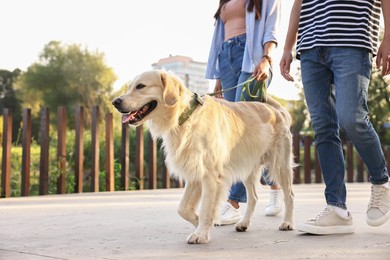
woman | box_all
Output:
[205,0,282,225]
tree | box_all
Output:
[0,69,23,142]
[284,67,311,134]
[15,41,117,129]
[289,90,309,134]
[367,70,390,145]
[366,29,390,145]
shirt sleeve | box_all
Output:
[262,0,281,46]
[205,18,224,79]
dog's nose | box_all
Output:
[112,98,122,108]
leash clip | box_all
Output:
[194,93,204,106]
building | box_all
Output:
[151,55,211,96]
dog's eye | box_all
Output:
[136,83,146,89]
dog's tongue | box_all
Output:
[122,105,149,123]
[122,114,134,123]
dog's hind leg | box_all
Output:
[278,164,295,230]
[276,142,295,231]
[187,174,228,244]
[177,181,201,228]
[235,168,260,232]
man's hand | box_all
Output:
[376,38,390,77]
[279,50,294,82]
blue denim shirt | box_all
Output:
[205,0,280,79]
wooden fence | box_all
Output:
[1,107,390,198]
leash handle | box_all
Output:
[241,79,267,102]
[206,76,267,103]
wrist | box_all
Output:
[262,54,272,65]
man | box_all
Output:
[280,0,390,234]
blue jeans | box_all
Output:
[300,47,389,209]
[218,34,274,203]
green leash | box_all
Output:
[207,76,267,103]
[178,77,267,126]
[241,77,267,102]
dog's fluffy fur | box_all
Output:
[113,70,294,244]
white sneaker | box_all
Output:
[298,205,354,235]
[366,182,390,227]
[265,189,282,216]
[215,202,242,226]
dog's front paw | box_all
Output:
[279,222,294,231]
[187,231,210,244]
[235,219,250,232]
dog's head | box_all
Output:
[112,70,184,127]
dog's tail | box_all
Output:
[265,95,292,127]
[264,95,282,109]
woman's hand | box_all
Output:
[252,58,270,82]
[213,79,224,99]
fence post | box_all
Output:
[105,113,114,192]
[148,132,157,189]
[21,109,31,196]
[121,123,129,190]
[292,133,301,184]
[57,107,67,194]
[39,108,50,195]
[75,106,84,193]
[303,135,312,183]
[1,109,12,198]
[136,125,144,190]
[162,165,170,189]
[175,179,184,188]
[91,106,99,192]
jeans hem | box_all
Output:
[228,195,247,203]
[370,178,389,185]
[327,203,347,210]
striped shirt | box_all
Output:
[297,0,382,56]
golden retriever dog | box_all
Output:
[112,70,294,244]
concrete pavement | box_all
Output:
[1,183,389,260]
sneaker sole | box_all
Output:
[297,224,354,235]
[366,213,390,227]
[265,209,282,216]
[219,217,242,226]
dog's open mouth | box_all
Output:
[122,100,157,124]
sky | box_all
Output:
[0,0,300,100]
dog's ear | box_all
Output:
[160,71,179,106]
